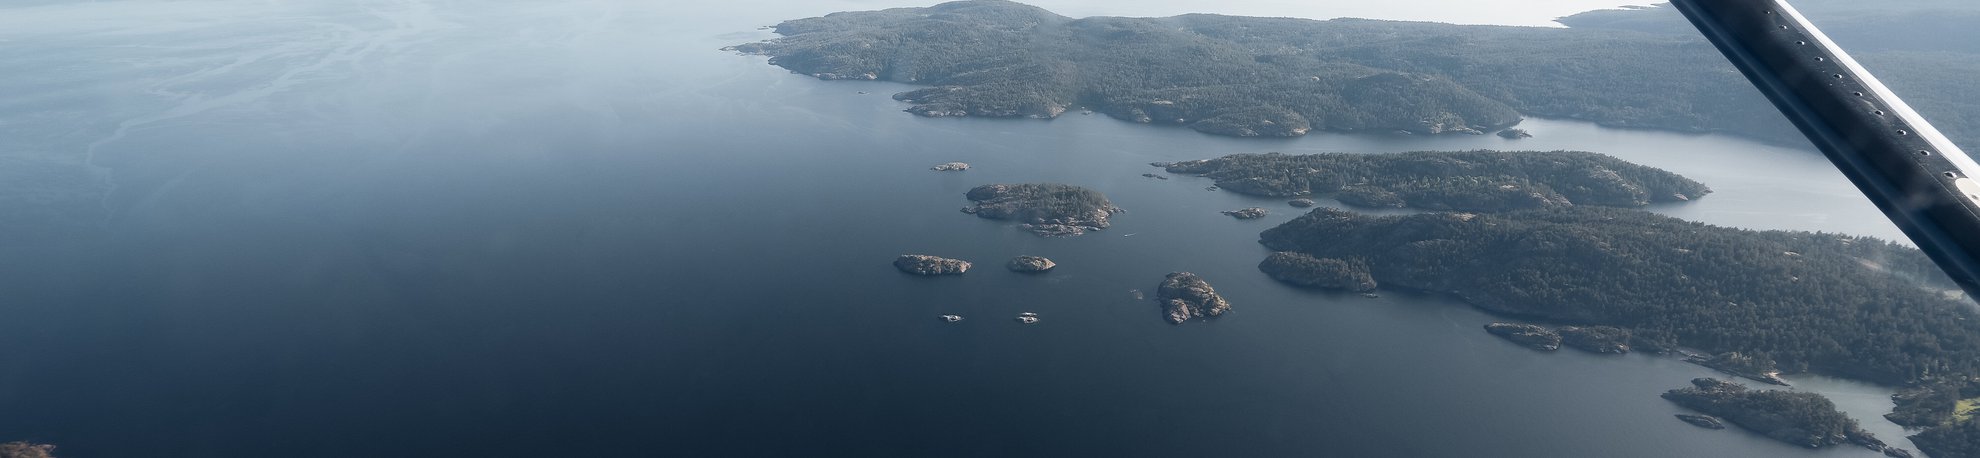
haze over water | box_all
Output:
[0,1,1919,456]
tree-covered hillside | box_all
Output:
[1258,207,1977,386]
[731,1,1980,148]
[1160,151,1709,211]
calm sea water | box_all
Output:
[0,1,1925,456]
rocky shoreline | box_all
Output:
[894,255,971,276]
[962,183,1122,237]
[1158,272,1231,324]
[1663,378,1907,456]
[1484,323,1561,351]
[1007,256,1056,273]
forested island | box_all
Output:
[1662,378,1901,455]
[1259,207,1979,385]
[1158,151,1709,211]
[962,183,1121,236]
[1258,206,1980,454]
[728,0,1980,147]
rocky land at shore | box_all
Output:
[962,183,1122,237]
[1158,272,1231,324]
[894,255,970,275]
[1007,255,1056,273]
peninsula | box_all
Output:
[1160,151,1709,211]
[728,1,1980,146]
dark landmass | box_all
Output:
[1222,207,1269,219]
[728,1,1980,147]
[962,183,1122,237]
[1663,378,1894,453]
[1557,326,1631,354]
[1690,352,1792,386]
[0,442,55,458]
[1258,207,1980,387]
[1914,419,1980,458]
[1258,252,1376,292]
[1676,414,1727,430]
[1497,128,1532,139]
[1158,272,1231,324]
[895,254,971,275]
[1159,151,1709,211]
[1889,380,1980,427]
[1007,255,1056,272]
[1483,322,1561,351]
[1288,198,1316,208]
[1887,379,1980,458]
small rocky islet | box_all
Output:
[0,442,57,458]
[1222,207,1269,219]
[894,254,971,276]
[962,183,1122,237]
[930,162,970,171]
[1007,255,1056,273]
[1158,272,1231,324]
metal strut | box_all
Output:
[1672,0,1980,298]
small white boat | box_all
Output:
[941,314,963,322]
[1016,316,1040,324]
[1018,312,1038,317]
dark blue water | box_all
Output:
[0,1,1918,456]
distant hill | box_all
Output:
[1159,150,1709,211]
[732,0,1980,150]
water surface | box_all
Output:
[0,1,1922,456]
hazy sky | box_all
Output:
[834,0,1656,27]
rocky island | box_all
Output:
[1288,198,1316,208]
[1483,323,1561,351]
[1497,128,1533,139]
[931,162,970,171]
[1157,272,1231,324]
[1160,151,1710,211]
[894,255,971,276]
[1222,207,1268,219]
[0,442,56,458]
[1663,378,1900,454]
[962,183,1122,237]
[1007,255,1057,273]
